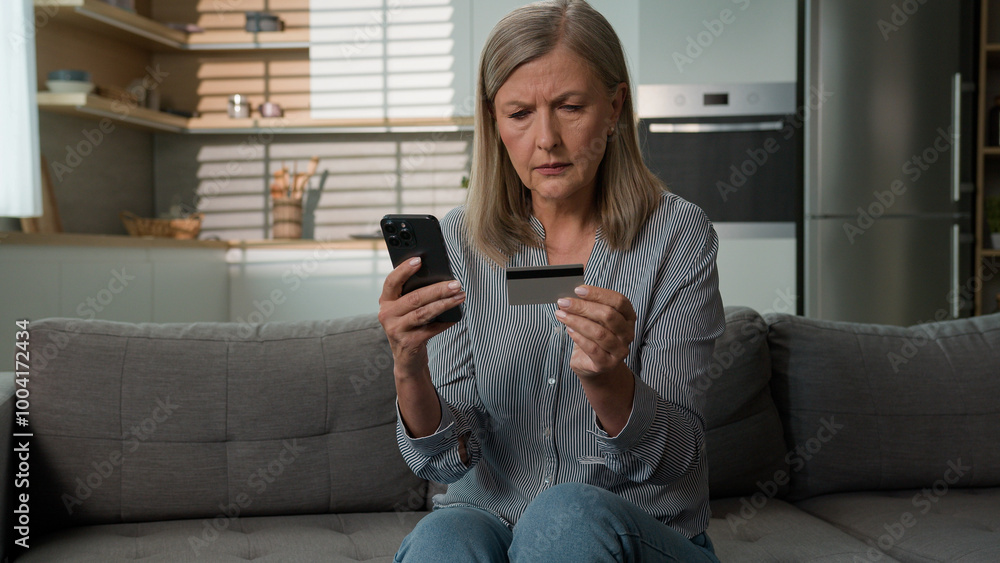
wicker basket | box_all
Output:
[120,210,203,239]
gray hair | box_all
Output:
[465,0,665,265]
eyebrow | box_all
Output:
[498,91,589,110]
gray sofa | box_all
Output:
[4,306,998,562]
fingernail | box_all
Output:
[453,291,466,300]
[557,298,571,308]
[448,281,461,290]
[574,286,588,296]
[555,309,567,319]
[409,257,421,266]
[566,327,575,333]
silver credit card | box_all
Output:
[506,264,585,305]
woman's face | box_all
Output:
[493,44,625,209]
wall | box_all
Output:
[38,112,154,234]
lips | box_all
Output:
[535,162,570,176]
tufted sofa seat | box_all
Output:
[14,514,425,562]
[4,307,999,561]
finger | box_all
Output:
[565,325,616,368]
[396,278,463,314]
[557,296,633,344]
[379,256,424,303]
[556,309,626,358]
[403,289,465,327]
[380,280,463,337]
[572,285,636,321]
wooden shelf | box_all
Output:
[36,0,309,52]
[37,92,189,132]
[186,28,310,51]
[37,92,475,133]
[0,231,385,251]
[0,231,227,249]
[185,114,475,133]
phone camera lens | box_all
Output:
[383,223,397,235]
[399,231,413,242]
[387,236,400,247]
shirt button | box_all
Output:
[547,377,556,385]
[543,427,551,438]
[543,478,551,485]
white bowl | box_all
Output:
[47,80,95,94]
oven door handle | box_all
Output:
[648,121,784,133]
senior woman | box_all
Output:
[378,1,724,561]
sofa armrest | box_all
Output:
[0,371,15,561]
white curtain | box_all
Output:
[0,0,42,217]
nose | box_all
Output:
[535,110,560,151]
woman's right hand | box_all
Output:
[378,256,466,379]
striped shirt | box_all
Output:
[396,191,725,538]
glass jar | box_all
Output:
[228,95,250,119]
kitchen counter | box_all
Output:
[0,231,385,251]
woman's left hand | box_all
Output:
[555,285,637,380]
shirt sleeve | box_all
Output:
[590,205,725,486]
[394,209,486,484]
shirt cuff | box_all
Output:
[396,396,458,457]
[593,374,658,453]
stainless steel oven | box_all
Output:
[637,82,798,222]
[637,82,801,312]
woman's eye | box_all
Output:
[561,105,582,112]
[508,110,529,120]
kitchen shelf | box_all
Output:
[0,231,386,251]
[37,92,189,133]
[36,0,309,52]
[185,115,475,133]
[37,92,475,133]
[975,2,1000,315]
[0,231,227,249]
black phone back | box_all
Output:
[381,214,461,323]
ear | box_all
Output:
[610,82,627,124]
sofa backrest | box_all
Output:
[703,307,791,499]
[28,314,427,531]
[766,312,1000,501]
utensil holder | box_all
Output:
[272,197,302,239]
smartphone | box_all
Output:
[381,214,462,323]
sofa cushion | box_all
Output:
[708,497,903,562]
[766,312,1000,501]
[796,488,1000,563]
[16,512,427,563]
[27,315,425,531]
[704,307,790,499]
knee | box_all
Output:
[518,482,615,529]
[511,484,625,560]
[397,507,510,562]
[407,507,489,543]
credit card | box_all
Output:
[506,264,585,305]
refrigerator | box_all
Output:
[804,0,976,326]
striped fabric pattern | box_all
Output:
[396,191,725,539]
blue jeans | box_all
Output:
[394,482,720,562]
